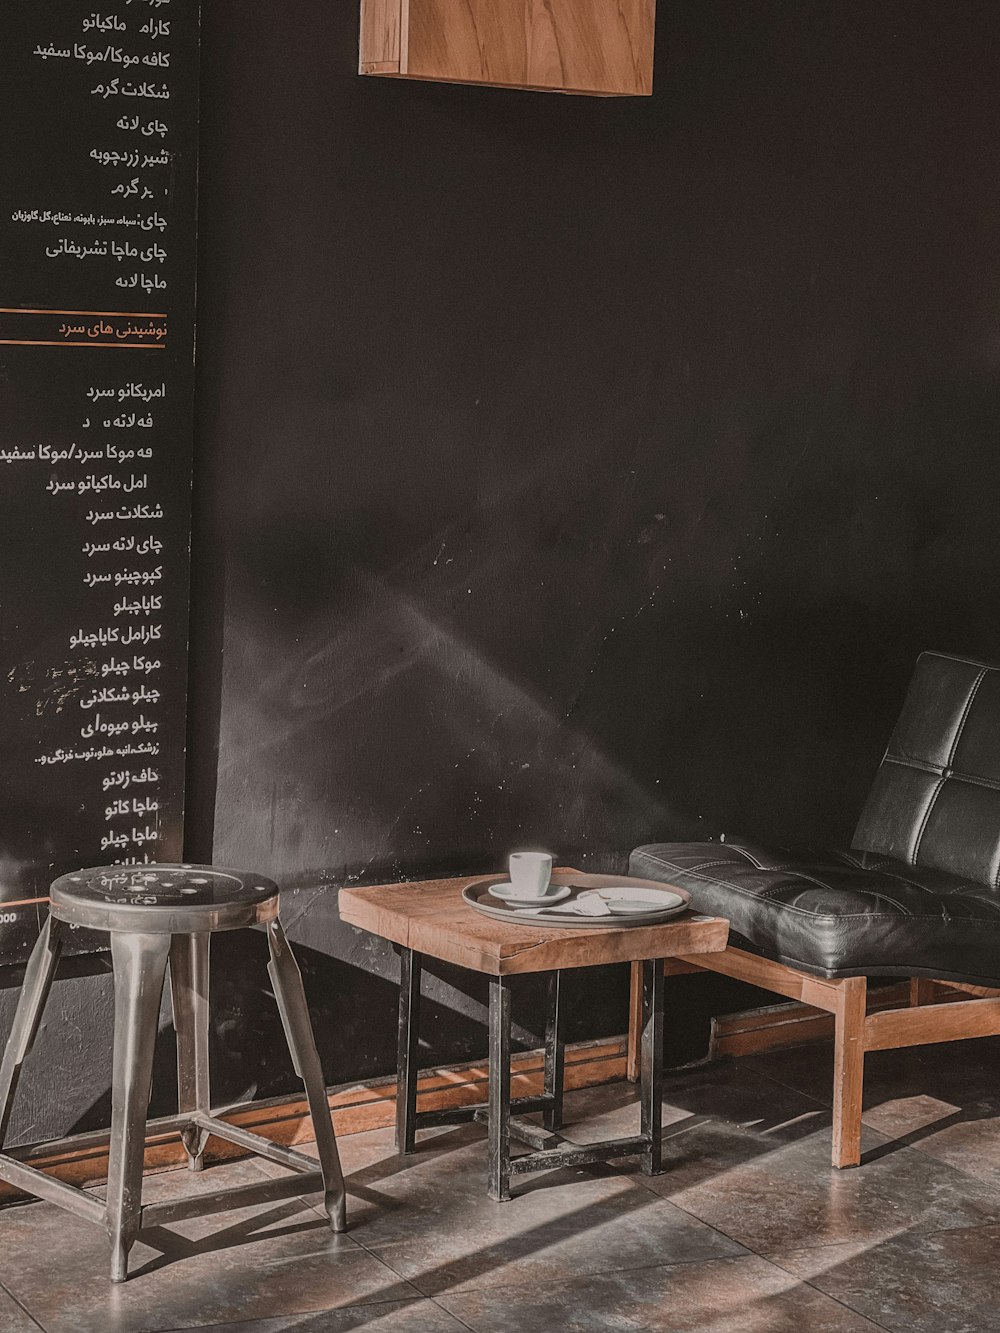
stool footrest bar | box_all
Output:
[0,1152,105,1224]
[509,1134,649,1175]
[193,1114,321,1174]
[7,1112,193,1164]
[141,1169,325,1229]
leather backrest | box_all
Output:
[853,651,1000,886]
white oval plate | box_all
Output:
[488,881,571,905]
[578,886,686,915]
[463,872,691,928]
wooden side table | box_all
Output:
[340,872,729,1200]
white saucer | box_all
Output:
[578,886,686,915]
[488,882,572,905]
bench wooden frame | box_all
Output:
[626,947,1000,1168]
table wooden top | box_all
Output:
[339,872,729,976]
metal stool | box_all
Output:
[0,863,346,1282]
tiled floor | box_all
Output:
[2,1037,1000,1331]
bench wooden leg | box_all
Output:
[831,976,866,1169]
[910,977,936,1006]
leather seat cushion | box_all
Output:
[630,841,1000,985]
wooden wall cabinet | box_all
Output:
[360,0,655,97]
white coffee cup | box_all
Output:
[508,851,553,897]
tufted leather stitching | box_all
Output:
[911,777,946,864]
[864,661,997,869]
[907,667,981,864]
[636,846,984,896]
[697,848,823,889]
[906,666,988,865]
[722,845,766,870]
[838,850,898,871]
[876,867,974,893]
[836,850,869,868]
[672,856,749,874]
[941,667,1000,893]
[881,757,1000,793]
[884,754,948,776]
[631,856,1000,924]
[948,668,987,766]
[642,842,981,895]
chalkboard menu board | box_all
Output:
[0,1,199,962]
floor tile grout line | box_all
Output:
[653,1177,992,1265]
[764,1253,897,1333]
[0,1278,49,1333]
[799,1281,895,1333]
[330,1145,766,1298]
[350,1228,434,1297]
[806,1283,897,1333]
[384,1243,778,1300]
[754,1235,886,1260]
[156,1296,444,1333]
[135,1150,484,1314]
[622,1156,903,1278]
[405,1246,901,1323]
[245,1195,443,1311]
[599,1158,780,1274]
[428,1295,478,1333]
[637,1188,760,1258]
[732,1055,834,1110]
[912,1216,1000,1243]
[128,1158,437,1322]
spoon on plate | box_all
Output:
[515,895,612,917]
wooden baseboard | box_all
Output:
[0,1036,625,1206]
[708,981,971,1059]
[709,998,845,1059]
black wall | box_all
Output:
[184,0,1000,1096]
[8,0,1000,1145]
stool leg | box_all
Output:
[0,917,62,1147]
[169,933,211,1170]
[266,919,347,1233]
[106,932,170,1283]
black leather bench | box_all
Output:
[628,650,1000,1166]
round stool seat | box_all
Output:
[50,863,279,934]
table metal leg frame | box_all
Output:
[640,955,664,1176]
[394,953,565,1164]
[488,974,512,1200]
[542,971,564,1133]
[394,951,667,1199]
[396,947,422,1155]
